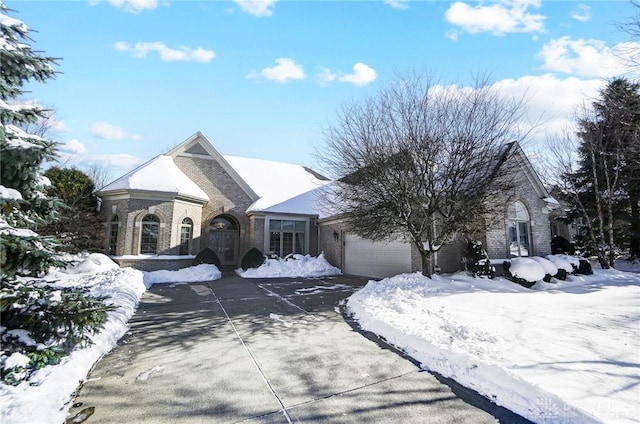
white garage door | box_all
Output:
[343,234,412,279]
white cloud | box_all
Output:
[384,0,409,10]
[490,74,604,146]
[338,63,378,86]
[317,67,338,84]
[445,0,545,36]
[59,139,87,155]
[114,41,215,63]
[234,0,275,17]
[250,58,306,83]
[570,4,591,22]
[538,36,640,78]
[105,0,159,13]
[91,122,143,141]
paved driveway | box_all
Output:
[68,274,530,423]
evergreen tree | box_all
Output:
[40,167,105,253]
[563,78,640,266]
[0,3,111,385]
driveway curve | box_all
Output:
[68,274,531,423]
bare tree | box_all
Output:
[543,130,611,267]
[616,0,640,72]
[320,73,528,276]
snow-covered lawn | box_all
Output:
[347,268,640,424]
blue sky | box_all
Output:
[8,0,639,181]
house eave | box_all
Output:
[97,189,208,204]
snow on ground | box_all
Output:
[3,252,638,424]
[236,252,341,278]
[0,254,222,424]
[347,268,640,424]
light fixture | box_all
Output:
[333,231,340,241]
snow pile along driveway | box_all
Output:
[347,270,640,424]
[237,253,341,278]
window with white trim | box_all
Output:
[140,214,160,254]
[507,201,530,257]
[268,219,306,257]
[179,218,193,255]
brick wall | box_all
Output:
[485,169,552,260]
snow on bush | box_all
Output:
[56,253,119,275]
[508,257,546,283]
[554,254,580,270]
[143,264,222,287]
[237,253,341,278]
[529,256,558,277]
[545,255,574,273]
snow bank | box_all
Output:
[0,261,223,423]
[347,270,640,423]
[237,253,341,278]
[0,267,146,424]
[143,264,222,287]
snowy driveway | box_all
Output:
[68,274,529,423]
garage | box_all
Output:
[343,234,412,278]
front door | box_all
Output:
[209,215,239,267]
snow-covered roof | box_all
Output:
[223,155,330,212]
[98,155,209,202]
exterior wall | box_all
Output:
[174,155,255,260]
[171,200,204,255]
[485,170,552,260]
[435,240,466,273]
[318,220,347,269]
[100,197,181,256]
[114,257,194,272]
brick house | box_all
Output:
[97,132,329,271]
[98,132,557,276]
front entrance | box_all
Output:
[209,215,239,267]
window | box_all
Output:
[269,219,306,257]
[140,214,160,254]
[108,215,119,255]
[507,201,530,257]
[179,218,193,255]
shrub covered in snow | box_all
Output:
[529,256,558,283]
[545,255,574,280]
[576,258,593,275]
[503,258,545,288]
[465,239,495,279]
[241,247,265,270]
[0,283,114,385]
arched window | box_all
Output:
[210,216,236,231]
[140,214,160,254]
[507,201,530,257]
[179,218,193,255]
[108,215,119,255]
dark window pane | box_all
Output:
[269,232,281,256]
[282,233,294,256]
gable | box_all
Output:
[167,132,260,202]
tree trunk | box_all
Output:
[420,251,432,277]
[629,191,640,260]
